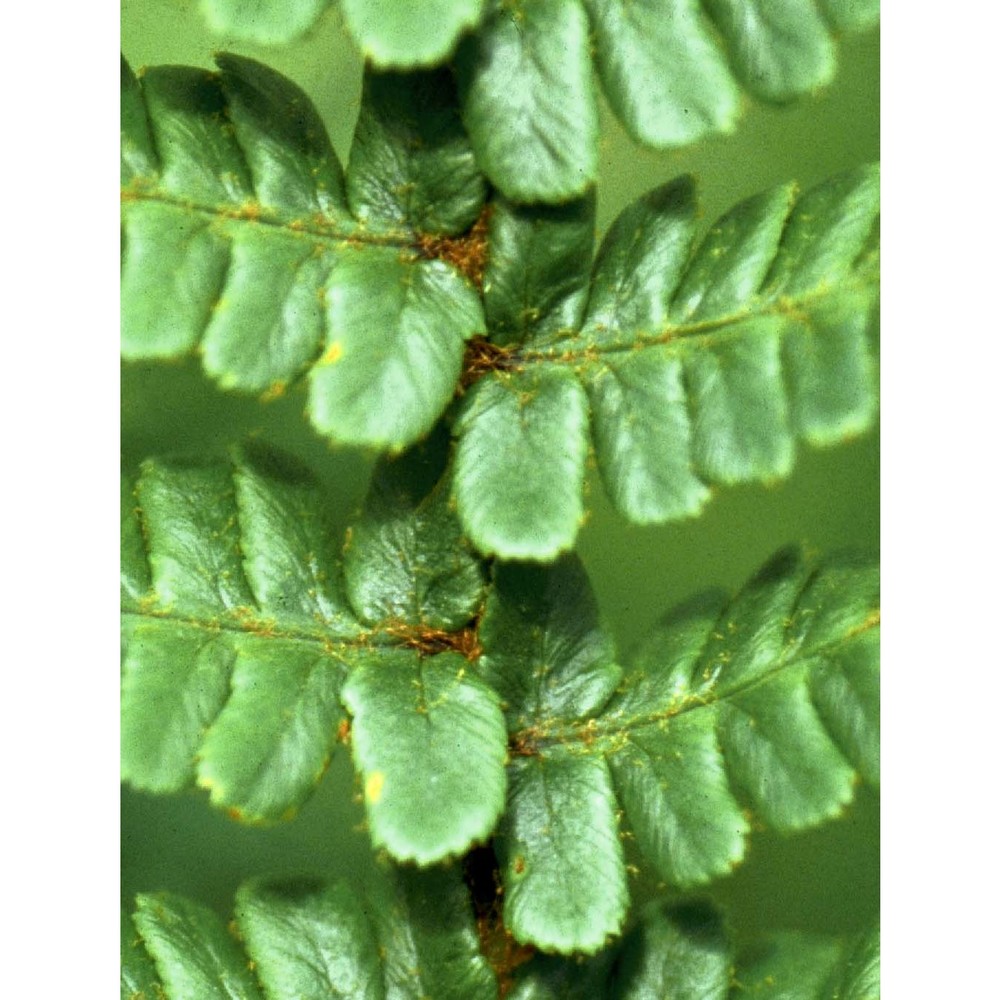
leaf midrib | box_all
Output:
[122,185,419,251]
[513,611,879,756]
[512,270,879,368]
[122,606,392,659]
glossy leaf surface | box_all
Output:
[121,446,502,866]
[507,906,879,999]
[457,0,598,201]
[128,868,498,999]
[485,549,878,952]
[189,2,878,201]
[200,0,331,44]
[454,367,590,561]
[453,167,879,559]
[342,0,487,68]
[341,649,507,864]
[121,55,484,452]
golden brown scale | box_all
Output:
[478,912,536,998]
[416,204,493,289]
[415,205,525,391]
[464,846,536,997]
[509,727,542,759]
[459,336,519,391]
[382,623,483,662]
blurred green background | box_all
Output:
[121,0,879,948]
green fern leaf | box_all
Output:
[121,909,165,1000]
[343,431,485,630]
[122,446,878,917]
[584,0,739,151]
[456,0,599,203]
[121,55,484,452]
[364,866,499,999]
[121,448,357,810]
[733,923,880,998]
[306,246,481,449]
[347,69,486,235]
[477,559,627,951]
[128,867,498,999]
[459,0,877,200]
[235,880,383,998]
[501,751,628,955]
[476,557,629,953]
[200,0,331,45]
[456,167,879,559]
[341,649,507,864]
[479,559,622,730]
[120,58,157,186]
[198,0,488,64]
[120,473,151,608]
[483,195,595,347]
[125,881,878,998]
[608,901,731,998]
[483,549,878,952]
[133,893,265,999]
[342,0,488,68]
[121,445,506,866]
[508,904,879,999]
[454,366,591,561]
[123,57,876,548]
[697,0,836,104]
[189,2,877,200]
[829,923,881,1000]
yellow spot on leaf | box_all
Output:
[260,381,286,402]
[321,341,343,365]
[366,771,385,804]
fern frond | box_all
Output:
[121,442,506,865]
[458,0,879,200]
[509,905,879,998]
[194,0,878,201]
[122,443,878,915]
[456,0,599,203]
[340,0,488,68]
[199,0,332,46]
[123,57,877,558]
[732,922,880,999]
[480,549,879,952]
[125,866,498,999]
[121,56,484,452]
[199,0,488,68]
[121,908,165,999]
[124,883,878,999]
[455,167,880,560]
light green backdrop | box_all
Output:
[122,0,879,946]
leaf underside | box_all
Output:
[124,884,878,999]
